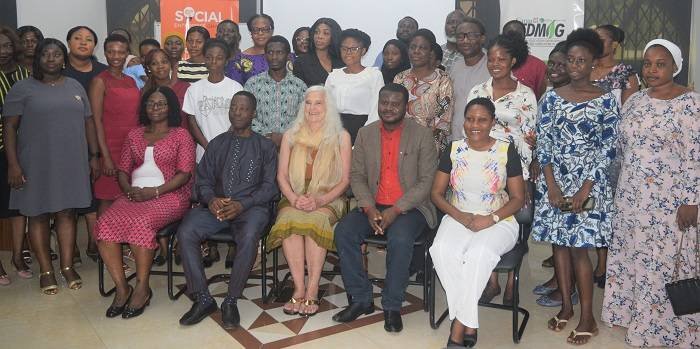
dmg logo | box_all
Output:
[523,18,566,38]
[174,6,223,22]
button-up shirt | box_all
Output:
[375,122,404,205]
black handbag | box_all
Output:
[665,227,700,316]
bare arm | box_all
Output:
[85,117,100,180]
[187,114,209,148]
[88,76,114,175]
[276,132,298,205]
[3,116,24,188]
[620,74,640,105]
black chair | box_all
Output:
[166,205,279,303]
[97,220,182,297]
[428,216,530,343]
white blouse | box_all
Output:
[325,66,384,123]
[131,146,165,188]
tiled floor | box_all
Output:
[0,221,633,349]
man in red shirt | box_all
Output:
[332,84,438,332]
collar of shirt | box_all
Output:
[380,120,405,135]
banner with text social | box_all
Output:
[160,0,239,43]
[500,0,584,60]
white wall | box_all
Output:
[691,0,699,89]
[263,0,454,66]
[17,0,108,62]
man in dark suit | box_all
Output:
[332,83,438,332]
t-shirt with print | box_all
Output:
[182,76,242,162]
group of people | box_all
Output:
[0,8,697,349]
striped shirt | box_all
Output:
[177,60,208,83]
[0,65,31,150]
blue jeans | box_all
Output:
[334,207,427,311]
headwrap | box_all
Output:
[644,39,683,77]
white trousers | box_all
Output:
[429,215,518,328]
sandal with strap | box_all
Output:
[283,297,305,315]
[0,272,10,286]
[567,328,598,345]
[548,315,570,332]
[61,266,82,290]
[12,258,33,279]
[300,299,320,317]
[40,270,58,295]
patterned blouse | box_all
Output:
[592,63,638,105]
[439,139,522,218]
[467,78,537,179]
[394,68,454,152]
[244,71,306,135]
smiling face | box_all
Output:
[67,28,96,60]
[229,94,256,131]
[340,37,365,67]
[487,44,515,79]
[204,46,226,74]
[38,43,65,76]
[304,90,327,125]
[294,29,310,54]
[313,23,332,51]
[217,22,240,47]
[145,91,169,124]
[378,90,407,125]
[147,50,171,81]
[565,45,595,82]
[547,51,569,87]
[0,34,14,68]
[164,36,184,61]
[408,35,432,69]
[383,43,402,69]
[250,17,273,48]
[642,46,676,88]
[463,104,495,143]
[20,31,39,58]
[104,41,129,69]
[396,18,418,42]
[455,22,484,58]
[186,31,206,59]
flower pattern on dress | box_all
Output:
[601,89,700,348]
[468,78,537,179]
[592,63,636,92]
[531,90,619,248]
[394,68,454,152]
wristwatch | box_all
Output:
[491,214,500,223]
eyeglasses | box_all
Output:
[295,37,310,43]
[456,32,482,41]
[251,27,272,34]
[146,101,168,110]
[340,46,362,54]
[566,57,589,66]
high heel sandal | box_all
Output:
[40,270,58,295]
[283,297,305,315]
[300,299,320,317]
[60,266,82,290]
[11,258,33,279]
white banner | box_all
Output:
[500,0,585,60]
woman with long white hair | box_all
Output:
[266,85,352,317]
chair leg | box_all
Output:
[261,243,268,302]
[98,256,109,297]
[272,247,279,298]
[423,247,430,312]
[167,235,176,300]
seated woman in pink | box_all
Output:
[95,86,195,319]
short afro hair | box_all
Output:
[488,32,530,70]
[340,28,371,50]
[380,83,409,105]
[266,35,291,54]
[233,90,258,110]
[203,38,230,58]
[411,28,437,45]
[465,97,496,119]
[565,28,604,58]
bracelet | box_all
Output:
[89,151,101,159]
[155,186,160,199]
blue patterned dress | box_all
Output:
[602,90,699,348]
[532,90,619,247]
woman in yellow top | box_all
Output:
[267,85,352,317]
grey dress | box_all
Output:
[3,77,92,216]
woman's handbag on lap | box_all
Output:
[665,227,700,316]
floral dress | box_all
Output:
[591,63,638,106]
[531,90,619,247]
[394,68,454,152]
[467,78,537,179]
[602,90,699,348]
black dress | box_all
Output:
[292,52,344,87]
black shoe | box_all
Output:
[122,288,152,319]
[383,310,403,332]
[332,302,374,323]
[106,286,133,318]
[153,255,166,266]
[221,300,240,329]
[463,331,477,348]
[594,272,606,289]
[179,299,218,326]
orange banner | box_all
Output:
[160,0,240,42]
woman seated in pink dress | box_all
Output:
[95,86,195,319]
